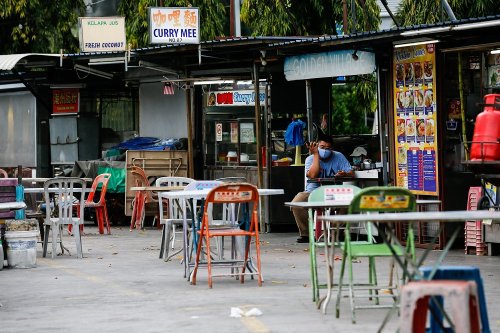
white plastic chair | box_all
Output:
[157,176,194,261]
[42,177,86,259]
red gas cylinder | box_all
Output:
[470,94,500,161]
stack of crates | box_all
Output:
[465,187,487,255]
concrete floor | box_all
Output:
[1,226,500,332]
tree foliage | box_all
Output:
[396,0,500,26]
[241,0,380,36]
[0,0,85,54]
[118,0,226,48]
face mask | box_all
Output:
[353,156,362,165]
[318,148,333,160]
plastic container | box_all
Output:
[470,94,500,161]
[4,231,38,268]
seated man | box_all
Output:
[291,136,354,243]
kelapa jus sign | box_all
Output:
[149,7,200,44]
[79,17,126,52]
[284,49,376,81]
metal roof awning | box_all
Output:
[0,53,60,71]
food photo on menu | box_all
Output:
[406,118,416,142]
[424,89,434,114]
[405,90,415,113]
[404,63,414,86]
[425,119,435,142]
[414,89,425,111]
[397,91,405,112]
[414,62,424,84]
[397,119,406,140]
[416,118,425,141]
[398,147,407,165]
[396,63,404,86]
[424,61,433,82]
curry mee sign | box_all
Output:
[149,7,200,44]
[284,49,376,81]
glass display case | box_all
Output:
[205,118,257,166]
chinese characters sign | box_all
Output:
[149,7,199,44]
[52,89,79,114]
[393,44,439,196]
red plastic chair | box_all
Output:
[129,166,155,230]
[0,168,8,178]
[191,183,263,288]
[69,173,111,235]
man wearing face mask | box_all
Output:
[291,136,354,243]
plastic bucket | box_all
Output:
[4,231,38,268]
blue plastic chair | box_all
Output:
[419,266,490,333]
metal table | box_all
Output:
[162,188,284,278]
[318,209,500,329]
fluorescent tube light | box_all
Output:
[491,49,500,55]
[193,80,234,85]
[74,64,113,79]
[394,40,440,48]
[0,83,25,90]
[401,27,451,36]
[453,19,500,31]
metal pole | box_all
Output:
[234,0,241,37]
[186,85,194,178]
[254,63,263,188]
[376,65,388,185]
[306,80,313,142]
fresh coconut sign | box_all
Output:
[79,17,126,52]
[149,7,200,44]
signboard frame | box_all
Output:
[148,7,200,45]
[78,17,126,52]
[393,43,439,196]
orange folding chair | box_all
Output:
[69,173,111,235]
[129,166,155,230]
[191,183,262,288]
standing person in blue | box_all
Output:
[291,136,354,243]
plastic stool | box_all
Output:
[400,280,481,333]
[420,266,490,333]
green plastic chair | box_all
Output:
[335,186,416,324]
[307,185,362,304]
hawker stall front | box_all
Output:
[202,85,267,185]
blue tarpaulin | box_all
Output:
[284,119,306,146]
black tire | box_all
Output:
[478,195,491,210]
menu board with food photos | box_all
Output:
[393,43,438,196]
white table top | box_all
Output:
[318,210,500,223]
[161,188,284,200]
[285,199,441,209]
[0,202,26,212]
[130,186,185,192]
[24,187,89,194]
[285,201,351,209]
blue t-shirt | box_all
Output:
[304,151,352,192]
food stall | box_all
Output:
[202,85,268,185]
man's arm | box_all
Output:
[334,153,355,178]
[306,141,321,178]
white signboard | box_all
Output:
[284,49,376,81]
[78,17,126,52]
[149,7,200,44]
